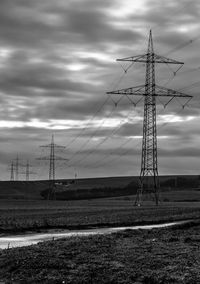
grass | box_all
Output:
[0,221,200,283]
[0,197,200,233]
[0,196,200,283]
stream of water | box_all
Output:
[0,220,188,249]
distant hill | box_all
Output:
[0,180,48,199]
[0,176,137,200]
[0,175,199,200]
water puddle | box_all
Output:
[0,220,188,249]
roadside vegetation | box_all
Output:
[0,221,200,283]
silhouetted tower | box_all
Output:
[10,161,14,181]
[25,160,36,181]
[37,135,68,200]
[49,135,55,182]
[107,30,192,206]
[19,160,36,181]
[26,160,29,181]
[14,155,19,181]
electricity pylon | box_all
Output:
[10,161,15,181]
[107,30,192,206]
[26,160,30,181]
[21,160,36,181]
[37,135,68,200]
[13,155,20,181]
[9,156,24,181]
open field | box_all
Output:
[0,220,200,283]
[0,175,199,200]
[0,195,200,233]
[0,194,200,283]
[0,176,135,200]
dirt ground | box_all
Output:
[0,221,199,283]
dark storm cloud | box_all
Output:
[0,0,199,179]
[0,0,141,49]
[0,51,99,96]
[63,10,140,44]
[0,0,142,128]
[140,0,199,32]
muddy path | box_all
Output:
[0,220,194,249]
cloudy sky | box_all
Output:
[1,0,200,180]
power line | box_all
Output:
[178,80,200,93]
[64,32,199,166]
[91,106,168,169]
[68,102,118,165]
[65,62,132,150]
[92,106,189,171]
[65,95,110,149]
[70,103,136,167]
[164,35,200,57]
[68,72,197,171]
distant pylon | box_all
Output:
[10,161,14,181]
[26,160,29,181]
[19,160,36,181]
[25,160,36,181]
[14,155,19,181]
[107,30,192,206]
[37,135,68,200]
[49,135,55,182]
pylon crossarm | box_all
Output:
[53,144,66,148]
[54,156,68,160]
[36,156,68,160]
[21,171,36,174]
[117,54,147,62]
[153,54,184,65]
[107,84,145,96]
[117,53,184,65]
[40,144,65,148]
[36,157,50,160]
[107,85,192,99]
[40,144,51,148]
[155,85,193,98]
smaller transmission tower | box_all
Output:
[26,160,30,181]
[10,161,15,181]
[21,160,36,181]
[37,135,68,200]
[13,155,20,181]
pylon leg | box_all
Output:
[135,178,143,206]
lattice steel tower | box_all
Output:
[10,161,14,181]
[107,30,192,206]
[14,155,19,181]
[24,160,36,181]
[37,135,67,200]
